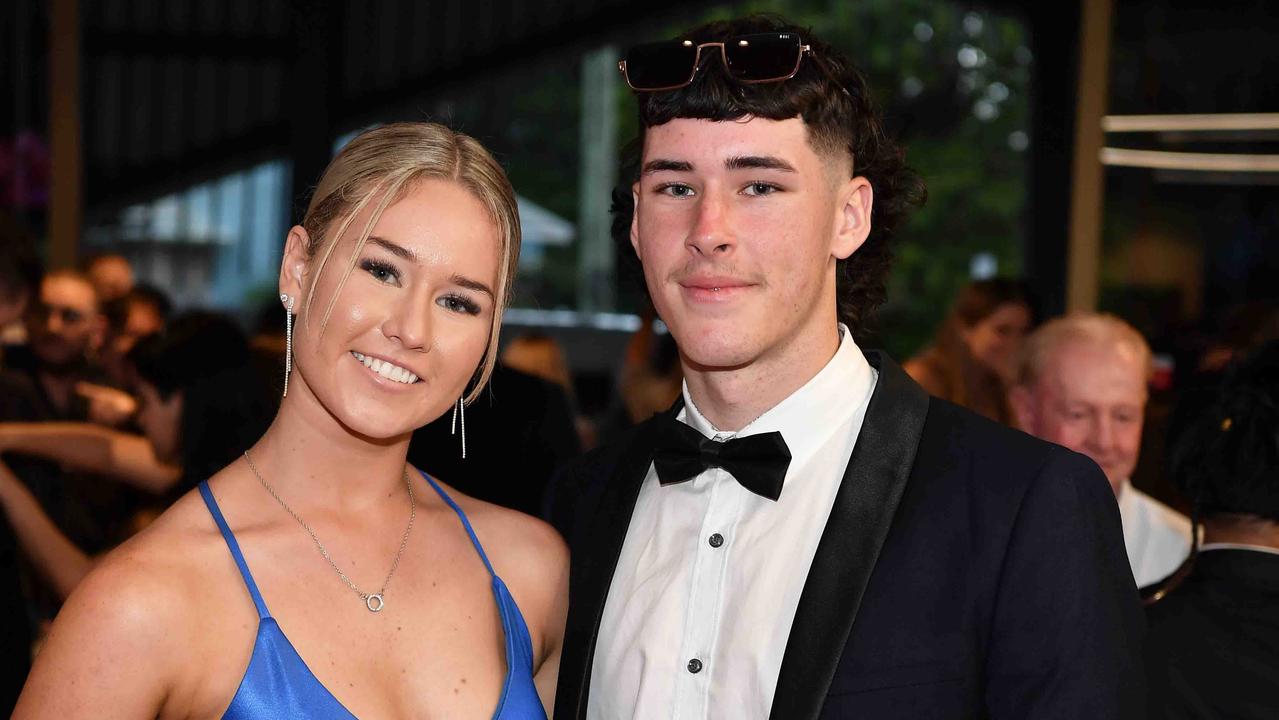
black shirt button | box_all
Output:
[708,533,724,548]
[687,658,703,674]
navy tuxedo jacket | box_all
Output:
[546,352,1146,719]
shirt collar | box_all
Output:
[680,324,874,469]
[1117,478,1135,514]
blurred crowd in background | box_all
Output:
[3,0,1279,715]
[3,233,1277,711]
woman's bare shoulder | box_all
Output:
[425,476,567,568]
[15,490,231,717]
[61,488,230,633]
[426,476,569,659]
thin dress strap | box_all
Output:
[417,469,497,577]
[198,481,272,619]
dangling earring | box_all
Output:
[281,293,296,397]
[450,397,466,459]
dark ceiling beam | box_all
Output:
[84,32,290,61]
[84,122,290,214]
[84,0,703,211]
[336,0,696,134]
[287,0,338,223]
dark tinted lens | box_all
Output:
[723,33,803,81]
[625,40,698,90]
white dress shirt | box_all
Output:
[588,327,877,720]
[1118,479,1192,587]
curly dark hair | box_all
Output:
[619,14,926,333]
[1171,340,1279,522]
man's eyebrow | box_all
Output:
[451,274,494,299]
[367,236,417,262]
[641,159,694,174]
[726,155,797,172]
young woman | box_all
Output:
[15,122,567,718]
[904,278,1034,424]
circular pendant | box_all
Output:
[366,593,385,613]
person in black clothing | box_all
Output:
[0,231,39,360]
[409,362,580,517]
[0,268,105,715]
[0,270,126,558]
[549,14,1142,718]
[0,312,275,714]
[0,311,274,509]
[3,270,108,421]
[1145,340,1279,719]
[0,219,42,714]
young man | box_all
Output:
[1011,313,1192,587]
[548,16,1144,719]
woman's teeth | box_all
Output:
[350,352,418,384]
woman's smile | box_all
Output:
[350,350,421,385]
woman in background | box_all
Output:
[905,277,1033,423]
[15,122,564,718]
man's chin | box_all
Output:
[678,343,759,373]
[33,350,86,375]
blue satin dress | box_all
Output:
[197,470,546,719]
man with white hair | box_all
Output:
[1011,313,1191,587]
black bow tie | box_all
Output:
[652,416,792,501]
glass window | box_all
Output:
[83,158,290,316]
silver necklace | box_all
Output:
[242,450,415,613]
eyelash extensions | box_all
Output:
[358,258,482,315]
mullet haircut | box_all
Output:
[630,14,926,333]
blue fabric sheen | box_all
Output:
[197,472,545,720]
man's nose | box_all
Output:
[685,192,736,257]
[1091,416,1116,453]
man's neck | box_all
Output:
[1203,515,1279,551]
[37,368,78,415]
[682,323,843,432]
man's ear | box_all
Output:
[629,182,643,262]
[832,176,873,260]
[278,226,310,307]
[1008,385,1035,433]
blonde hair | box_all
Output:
[1017,312,1151,388]
[299,122,520,403]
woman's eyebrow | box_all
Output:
[366,237,493,297]
[451,274,494,298]
[368,236,417,262]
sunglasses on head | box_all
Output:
[618,32,816,92]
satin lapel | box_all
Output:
[556,402,681,719]
[769,351,931,720]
